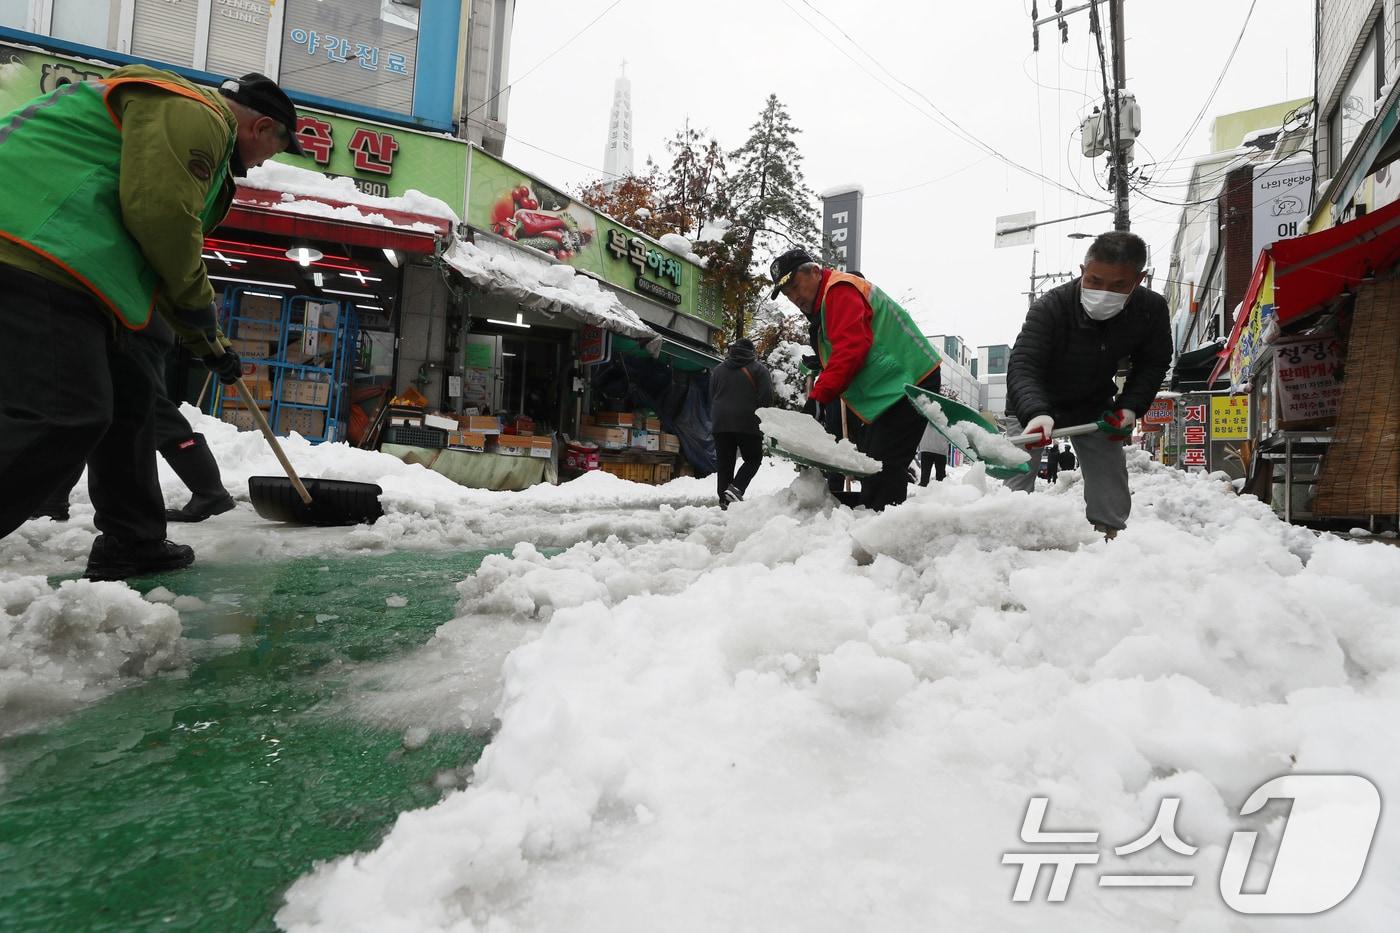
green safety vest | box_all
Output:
[816,270,943,421]
[0,76,233,329]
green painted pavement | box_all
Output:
[0,551,498,932]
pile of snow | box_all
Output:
[242,160,459,223]
[280,452,1400,931]
[696,218,730,243]
[657,232,705,266]
[757,406,879,475]
[442,240,658,343]
[818,182,865,198]
[0,576,184,737]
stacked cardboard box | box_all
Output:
[495,436,532,457]
[630,430,659,452]
[580,425,629,449]
[464,415,502,434]
[447,431,487,452]
[659,433,681,453]
[281,377,331,407]
[593,411,634,427]
[281,408,326,437]
[528,435,553,459]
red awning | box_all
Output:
[221,186,451,255]
[1206,196,1400,385]
[1272,195,1400,324]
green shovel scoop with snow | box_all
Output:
[904,384,1103,480]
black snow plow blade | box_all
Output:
[248,476,384,526]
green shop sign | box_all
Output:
[466,147,718,328]
[0,43,465,206]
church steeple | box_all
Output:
[603,60,634,179]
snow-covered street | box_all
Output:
[5,412,1399,931]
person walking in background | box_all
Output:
[709,338,774,509]
[916,423,948,485]
[1057,443,1077,477]
[1044,442,1061,484]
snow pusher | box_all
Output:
[757,407,880,478]
[904,384,1101,479]
[209,339,384,526]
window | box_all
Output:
[131,0,200,67]
[278,0,418,114]
[206,0,275,77]
[0,0,27,30]
[1335,27,1381,172]
[49,0,120,51]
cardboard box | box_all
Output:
[281,408,326,438]
[237,293,282,322]
[234,321,280,342]
[495,438,530,457]
[230,337,272,359]
[580,425,629,449]
[447,431,487,452]
[593,411,634,427]
[528,435,553,449]
[226,376,272,401]
[424,412,458,431]
[466,415,502,434]
[659,433,681,453]
[219,405,258,431]
[565,442,600,471]
[644,417,661,432]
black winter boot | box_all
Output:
[83,535,195,581]
[161,434,235,522]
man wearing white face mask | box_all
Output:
[1004,231,1172,537]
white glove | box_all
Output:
[1023,415,1055,448]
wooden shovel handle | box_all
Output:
[204,338,313,505]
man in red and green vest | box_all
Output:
[771,249,944,511]
[0,67,302,577]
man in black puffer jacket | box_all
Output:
[1005,231,1171,537]
[709,338,774,508]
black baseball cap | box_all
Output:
[769,248,818,299]
[218,73,305,156]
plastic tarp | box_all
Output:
[382,444,557,491]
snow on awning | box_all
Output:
[224,161,456,253]
[442,239,660,345]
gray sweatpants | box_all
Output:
[1003,426,1131,530]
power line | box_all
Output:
[1139,0,1259,192]
[785,0,1109,206]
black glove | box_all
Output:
[801,396,818,418]
[202,346,242,385]
[801,354,821,372]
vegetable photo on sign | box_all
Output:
[488,184,595,262]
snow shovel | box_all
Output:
[904,384,1100,480]
[208,340,383,526]
[758,407,880,478]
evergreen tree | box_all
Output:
[724,94,820,339]
[657,121,729,240]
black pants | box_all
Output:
[41,350,198,513]
[919,451,947,485]
[0,265,166,543]
[714,431,763,498]
[853,369,941,512]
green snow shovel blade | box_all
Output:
[762,436,879,478]
[904,384,1031,480]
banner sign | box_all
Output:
[1143,397,1175,425]
[0,43,466,206]
[821,187,863,272]
[1274,337,1344,427]
[466,148,718,328]
[1210,395,1250,440]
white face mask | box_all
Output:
[1081,287,1130,321]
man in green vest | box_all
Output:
[0,67,303,578]
[771,248,943,511]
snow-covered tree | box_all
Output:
[656,122,729,241]
[575,169,673,239]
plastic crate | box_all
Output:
[384,424,448,449]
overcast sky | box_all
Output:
[498,0,1314,350]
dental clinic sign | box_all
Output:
[1253,158,1313,254]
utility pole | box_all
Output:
[1109,0,1130,231]
[1022,248,1079,306]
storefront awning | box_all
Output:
[1207,197,1400,384]
[441,240,660,344]
[613,335,722,373]
[223,200,443,255]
